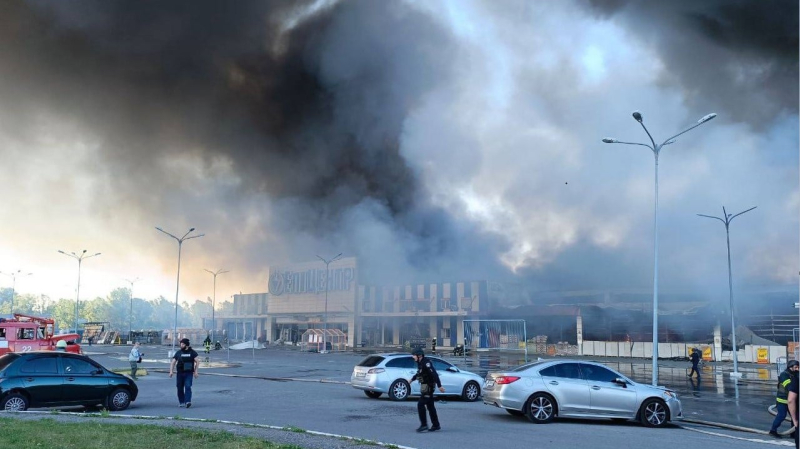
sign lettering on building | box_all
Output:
[269,267,355,296]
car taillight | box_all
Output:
[495,376,520,385]
[367,368,385,374]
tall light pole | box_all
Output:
[697,206,756,378]
[0,270,32,316]
[316,253,342,354]
[203,268,229,344]
[603,111,716,385]
[124,277,141,342]
[156,227,204,355]
[58,250,101,335]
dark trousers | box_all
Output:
[417,390,440,427]
[689,363,700,378]
[772,403,788,432]
[176,371,194,404]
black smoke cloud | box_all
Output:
[0,0,511,286]
[581,0,799,128]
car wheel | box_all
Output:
[506,409,524,416]
[639,398,668,427]
[364,391,382,399]
[2,393,29,411]
[461,381,480,402]
[525,393,556,424]
[388,380,410,401]
[107,388,131,411]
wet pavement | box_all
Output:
[447,353,782,434]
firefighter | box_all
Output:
[411,348,445,432]
[770,360,799,437]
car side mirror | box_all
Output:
[613,377,628,387]
[447,367,459,373]
[93,369,104,375]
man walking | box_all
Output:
[770,360,799,437]
[169,338,199,408]
[411,348,445,432]
[128,342,142,380]
[688,348,701,378]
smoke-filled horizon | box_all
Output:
[0,0,796,306]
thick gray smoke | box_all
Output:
[582,0,798,128]
[0,0,795,303]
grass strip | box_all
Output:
[0,417,303,449]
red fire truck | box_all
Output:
[0,314,82,355]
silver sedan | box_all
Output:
[351,353,483,401]
[483,360,682,427]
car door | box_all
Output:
[540,362,590,415]
[18,356,63,406]
[429,357,457,392]
[580,363,637,417]
[61,356,108,404]
[386,356,420,394]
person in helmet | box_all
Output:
[410,348,445,432]
[55,340,67,352]
[770,359,799,437]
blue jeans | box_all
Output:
[176,372,194,404]
[771,402,788,432]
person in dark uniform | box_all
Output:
[411,348,445,432]
[169,338,199,408]
[687,348,701,378]
[771,360,799,437]
[787,371,798,448]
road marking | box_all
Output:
[681,425,795,446]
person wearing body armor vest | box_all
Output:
[169,338,199,408]
[411,348,445,432]
[770,360,799,437]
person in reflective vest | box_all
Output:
[771,360,799,437]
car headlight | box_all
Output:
[663,390,677,399]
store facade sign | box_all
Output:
[269,266,355,296]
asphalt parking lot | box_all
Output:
[4,344,793,449]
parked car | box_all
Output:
[483,360,681,427]
[351,353,483,401]
[0,351,138,411]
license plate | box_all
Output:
[484,380,495,387]
[356,372,366,378]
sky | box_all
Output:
[0,0,797,308]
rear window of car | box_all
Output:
[386,357,416,369]
[0,354,20,372]
[20,357,58,374]
[510,361,547,373]
[357,356,385,367]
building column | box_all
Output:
[577,314,584,356]
[392,318,400,345]
[713,322,722,362]
[348,315,356,348]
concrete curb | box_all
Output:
[681,418,796,437]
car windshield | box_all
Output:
[0,353,21,372]
[357,356,385,367]
[510,361,547,373]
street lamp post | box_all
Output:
[203,268,229,344]
[316,253,342,354]
[697,206,756,378]
[0,270,32,316]
[156,227,204,355]
[603,111,716,386]
[124,277,141,343]
[58,250,101,334]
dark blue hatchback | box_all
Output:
[0,351,138,411]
